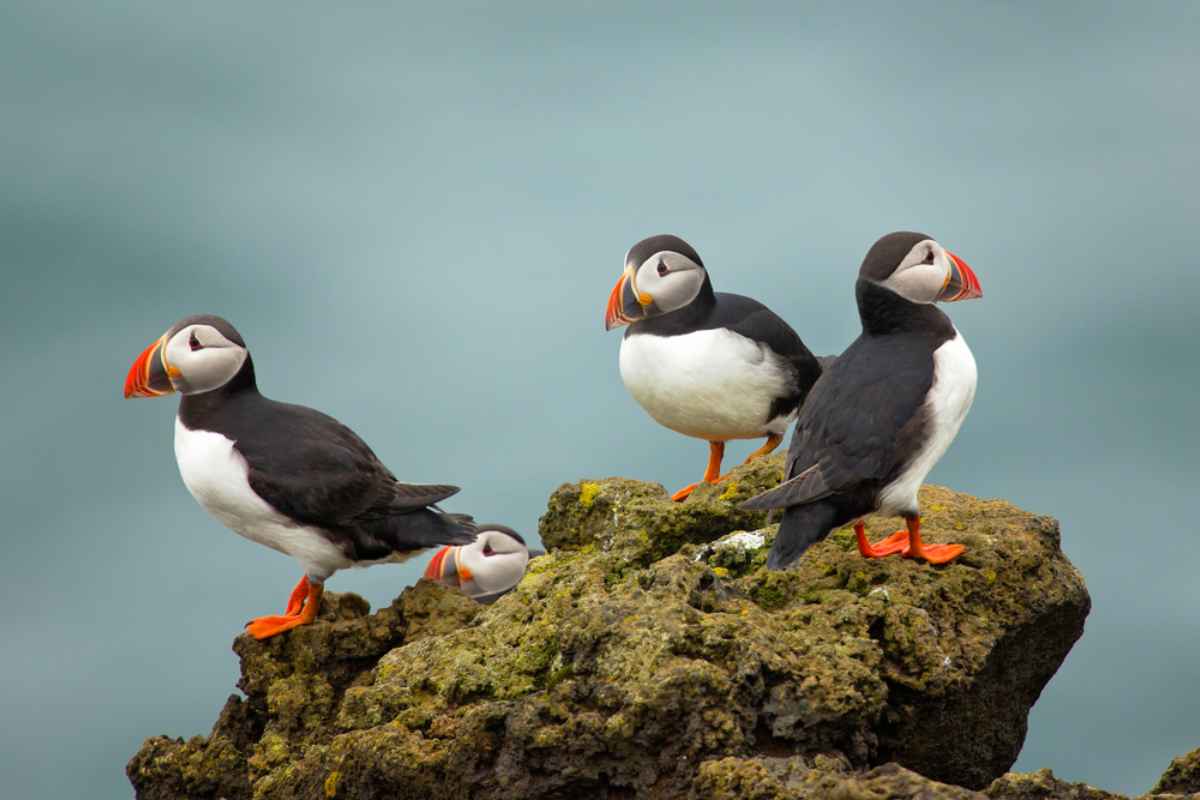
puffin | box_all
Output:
[741,231,983,569]
[423,524,544,603]
[122,314,477,639]
[604,234,823,501]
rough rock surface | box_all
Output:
[130,457,1108,799]
[1149,747,1200,796]
[694,758,1200,799]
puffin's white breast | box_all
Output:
[877,331,978,516]
[173,417,350,579]
[618,328,794,441]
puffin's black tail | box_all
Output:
[430,509,478,545]
[372,508,476,556]
[767,503,837,570]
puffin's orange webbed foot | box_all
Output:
[898,516,965,565]
[904,541,966,565]
[246,581,323,640]
[672,440,727,502]
[671,482,702,502]
[855,523,908,558]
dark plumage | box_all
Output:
[124,313,476,639]
[607,234,826,501]
[743,231,981,569]
[180,382,476,564]
[629,289,824,423]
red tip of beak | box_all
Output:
[604,273,628,331]
[424,546,452,581]
[124,340,156,398]
[124,335,173,398]
[946,251,983,301]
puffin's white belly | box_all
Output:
[173,417,351,579]
[618,328,794,441]
[878,331,978,516]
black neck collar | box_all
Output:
[856,279,954,338]
[178,355,260,426]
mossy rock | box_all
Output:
[130,459,1103,799]
[1151,746,1200,795]
[694,759,1200,800]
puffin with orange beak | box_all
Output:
[123,314,476,639]
[742,231,983,569]
[423,524,543,603]
[605,234,824,501]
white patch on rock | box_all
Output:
[695,529,767,561]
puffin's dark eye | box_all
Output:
[482,545,495,557]
[657,260,669,277]
[921,249,935,265]
[189,332,202,351]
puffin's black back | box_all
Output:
[743,281,956,566]
[180,374,475,562]
[628,291,824,420]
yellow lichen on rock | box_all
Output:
[127,458,1107,800]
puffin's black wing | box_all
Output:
[711,293,824,412]
[742,333,935,510]
[224,399,474,557]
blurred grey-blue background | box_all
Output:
[2,1,1197,797]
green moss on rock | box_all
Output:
[1151,746,1200,795]
[985,768,1129,799]
[130,458,1102,799]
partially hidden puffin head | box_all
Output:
[123,314,251,399]
[604,234,710,330]
[859,231,982,305]
[423,524,541,603]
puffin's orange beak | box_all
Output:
[604,266,653,331]
[939,250,983,302]
[124,334,176,398]
[424,546,457,584]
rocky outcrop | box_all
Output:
[129,457,1115,799]
[1152,747,1200,796]
[693,758,1200,799]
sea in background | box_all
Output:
[1,2,1197,797]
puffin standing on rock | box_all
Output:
[742,232,983,569]
[123,314,477,639]
[423,524,543,603]
[605,234,823,501]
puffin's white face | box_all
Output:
[124,315,250,399]
[880,239,982,305]
[423,525,532,600]
[161,324,249,395]
[605,247,707,329]
[633,250,707,314]
[456,528,530,594]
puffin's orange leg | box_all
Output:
[246,582,324,640]
[742,433,783,464]
[901,515,965,565]
[672,441,726,501]
[709,432,786,482]
[855,522,909,558]
[283,576,310,616]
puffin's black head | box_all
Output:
[858,231,982,305]
[604,234,710,330]
[123,314,252,399]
